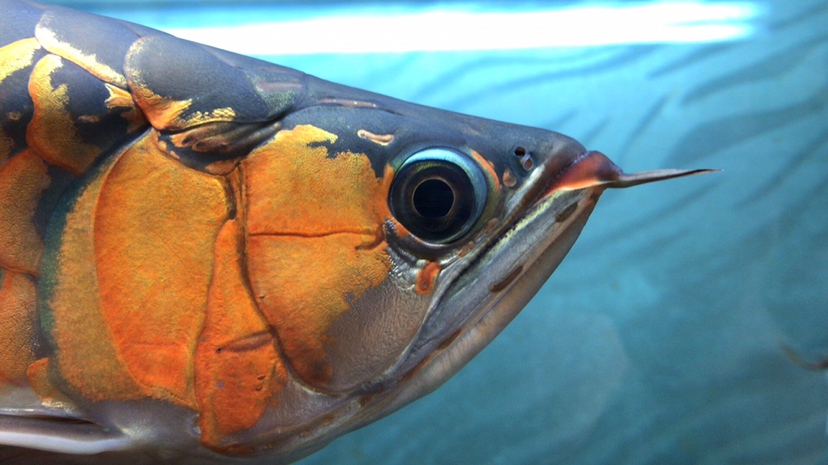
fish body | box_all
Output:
[0,0,709,462]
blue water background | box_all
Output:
[56,0,828,463]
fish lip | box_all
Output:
[535,150,718,198]
[531,150,622,207]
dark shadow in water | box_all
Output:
[682,34,828,105]
[576,180,720,259]
[442,45,661,111]
[769,0,828,31]
[541,109,579,133]
[407,50,599,103]
[616,95,671,165]
[579,117,611,148]
[736,127,828,208]
[666,82,828,167]
[648,43,738,79]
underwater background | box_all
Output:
[51,0,828,463]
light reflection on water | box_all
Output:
[161,2,761,54]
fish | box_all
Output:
[0,0,712,462]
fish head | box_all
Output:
[227,76,710,457]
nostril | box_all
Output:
[513,146,534,171]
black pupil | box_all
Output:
[389,156,481,244]
[413,179,454,219]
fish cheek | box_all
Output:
[241,125,393,389]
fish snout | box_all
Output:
[546,150,624,193]
[541,147,716,197]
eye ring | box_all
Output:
[389,148,488,244]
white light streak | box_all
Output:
[164,2,760,55]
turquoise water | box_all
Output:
[54,1,828,463]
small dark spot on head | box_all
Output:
[456,240,476,258]
[415,261,441,295]
[216,347,223,353]
[223,442,253,454]
[514,146,526,157]
[484,218,499,234]
[77,115,100,124]
[503,167,516,188]
[216,380,225,389]
[397,356,430,383]
[437,329,463,350]
[489,265,524,293]
[257,374,266,381]
[555,202,579,223]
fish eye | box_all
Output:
[389,148,488,244]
